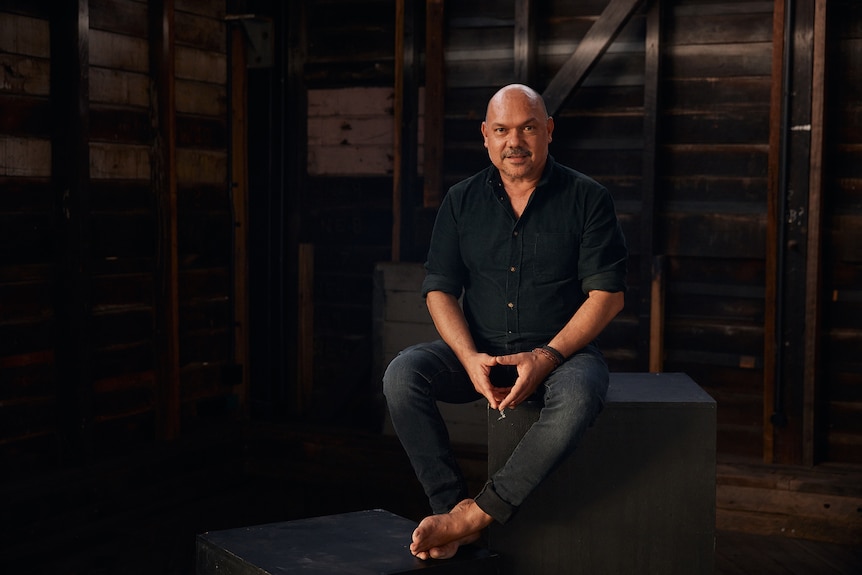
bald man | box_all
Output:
[383,84,628,559]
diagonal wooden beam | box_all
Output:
[542,0,645,116]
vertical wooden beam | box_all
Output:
[297,243,314,414]
[393,0,420,261]
[764,0,787,464]
[423,0,445,208]
[285,0,308,415]
[514,0,537,85]
[51,0,92,464]
[641,0,663,373]
[230,21,250,416]
[767,0,817,466]
[803,0,827,466]
[150,0,180,440]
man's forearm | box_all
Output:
[425,291,478,363]
[547,290,625,359]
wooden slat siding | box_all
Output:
[303,0,395,86]
[0,7,53,433]
[542,0,645,116]
[50,0,93,465]
[171,1,233,420]
[659,1,773,460]
[150,0,181,440]
[821,1,862,465]
[716,461,862,546]
[85,0,161,448]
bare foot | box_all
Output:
[410,499,493,560]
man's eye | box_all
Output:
[523,126,534,132]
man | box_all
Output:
[382,84,627,560]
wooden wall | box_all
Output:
[822,1,862,465]
[260,0,861,469]
[0,0,238,474]
[2,0,860,475]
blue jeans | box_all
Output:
[382,339,609,524]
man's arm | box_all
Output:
[426,290,508,410]
[496,289,625,411]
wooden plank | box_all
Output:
[89,143,151,180]
[513,0,536,84]
[90,29,149,72]
[176,79,225,115]
[230,21,249,414]
[90,0,148,37]
[297,243,314,416]
[0,53,50,95]
[802,0,826,467]
[89,68,150,107]
[423,0,444,208]
[50,0,93,464]
[0,11,49,56]
[176,9,225,52]
[176,148,226,184]
[541,0,644,115]
[642,0,661,372]
[150,0,180,441]
[0,136,51,177]
[771,0,816,465]
[175,45,227,83]
[392,0,420,261]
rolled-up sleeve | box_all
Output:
[578,187,628,294]
[422,190,467,298]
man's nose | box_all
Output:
[506,130,523,147]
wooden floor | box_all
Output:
[3,422,860,575]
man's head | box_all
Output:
[481,84,554,184]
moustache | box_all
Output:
[503,148,531,159]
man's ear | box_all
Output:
[480,121,489,148]
[547,116,554,143]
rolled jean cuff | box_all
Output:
[474,480,516,524]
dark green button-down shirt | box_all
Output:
[422,157,627,355]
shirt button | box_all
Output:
[513,231,519,237]
[507,302,514,309]
[509,266,516,272]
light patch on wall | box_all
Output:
[307,87,424,176]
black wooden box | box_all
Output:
[488,372,716,575]
[196,508,499,574]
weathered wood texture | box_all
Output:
[0,0,237,471]
[249,0,862,468]
[820,1,862,465]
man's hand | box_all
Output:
[493,350,556,411]
[461,352,508,410]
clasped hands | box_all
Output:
[467,350,557,412]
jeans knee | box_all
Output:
[382,351,417,404]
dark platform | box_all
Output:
[488,372,717,575]
[196,508,499,574]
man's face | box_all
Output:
[481,90,554,183]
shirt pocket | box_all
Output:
[532,232,580,285]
